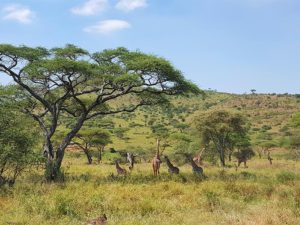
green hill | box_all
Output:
[72,91,300,160]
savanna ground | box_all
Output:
[1,150,299,225]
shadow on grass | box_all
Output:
[66,172,207,185]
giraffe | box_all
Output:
[193,147,206,165]
[267,151,273,165]
[152,139,161,176]
[236,156,248,168]
[186,154,204,175]
[164,155,180,174]
[115,161,127,175]
[127,152,136,171]
[84,214,107,225]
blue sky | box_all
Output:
[0,0,299,94]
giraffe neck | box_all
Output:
[165,157,173,168]
[190,158,198,169]
[156,139,160,158]
[115,162,121,169]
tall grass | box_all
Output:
[0,155,299,225]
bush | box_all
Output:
[0,101,41,186]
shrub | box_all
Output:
[0,103,41,186]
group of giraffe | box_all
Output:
[115,139,205,176]
[151,139,204,176]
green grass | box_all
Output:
[1,153,300,225]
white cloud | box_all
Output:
[2,4,35,24]
[83,20,131,34]
[116,0,147,12]
[71,0,108,16]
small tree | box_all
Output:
[0,44,203,180]
[0,87,40,186]
[194,110,248,167]
[71,128,112,164]
[90,130,112,163]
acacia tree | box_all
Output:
[194,110,248,167]
[0,44,202,180]
[70,128,111,164]
[91,130,112,163]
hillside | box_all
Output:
[76,91,300,160]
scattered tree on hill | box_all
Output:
[0,44,203,180]
[72,128,111,164]
[194,110,249,167]
[91,130,112,163]
[257,141,278,155]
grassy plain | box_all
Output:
[1,152,299,225]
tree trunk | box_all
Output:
[216,143,226,167]
[218,147,226,167]
[228,152,232,162]
[44,116,86,181]
[43,136,54,160]
[83,148,93,164]
[45,159,61,181]
[220,152,226,167]
[97,146,104,164]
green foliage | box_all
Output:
[194,110,249,166]
[150,124,170,139]
[113,127,129,139]
[0,91,40,186]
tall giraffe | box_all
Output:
[152,139,161,176]
[127,152,136,171]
